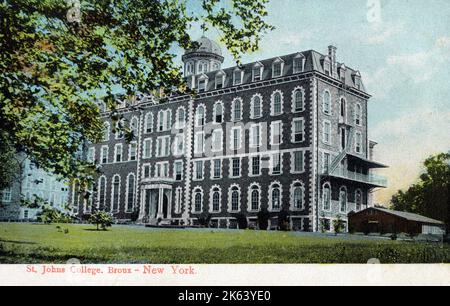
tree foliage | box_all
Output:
[390,153,450,233]
[88,210,113,230]
[0,0,273,193]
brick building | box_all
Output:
[71,37,388,232]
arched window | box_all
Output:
[158,111,164,131]
[232,98,242,121]
[323,91,331,114]
[214,102,223,123]
[103,122,110,142]
[272,92,282,115]
[355,104,362,125]
[231,188,240,211]
[355,190,362,211]
[340,98,346,120]
[293,89,304,112]
[272,186,281,210]
[250,185,260,211]
[251,95,262,119]
[176,107,185,129]
[212,187,221,212]
[111,175,121,212]
[323,183,331,211]
[97,176,107,209]
[194,189,203,213]
[339,187,347,213]
[164,110,172,131]
[126,173,135,212]
[130,117,139,138]
[145,113,153,134]
[292,182,304,210]
[196,105,205,127]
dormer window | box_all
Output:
[252,63,264,82]
[339,65,347,83]
[198,79,207,92]
[353,71,362,90]
[293,54,305,74]
[324,58,331,76]
[233,69,243,86]
[215,71,225,89]
[272,58,284,78]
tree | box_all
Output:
[0,0,274,195]
[391,153,450,234]
[88,210,113,231]
[332,215,345,235]
[257,208,270,230]
[0,135,21,190]
[278,209,290,231]
[231,213,248,230]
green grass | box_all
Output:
[0,223,448,264]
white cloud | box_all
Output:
[371,107,450,204]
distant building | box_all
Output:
[71,36,388,232]
[0,158,69,221]
[348,207,445,235]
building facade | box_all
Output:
[0,157,70,221]
[72,37,387,232]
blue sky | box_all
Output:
[179,0,450,204]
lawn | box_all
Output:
[0,223,448,264]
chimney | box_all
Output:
[328,45,337,78]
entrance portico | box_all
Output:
[139,182,173,224]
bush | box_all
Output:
[37,207,72,224]
[257,208,270,230]
[333,215,345,235]
[88,211,113,231]
[278,209,290,231]
[196,213,212,228]
[232,213,248,230]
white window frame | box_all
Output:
[291,86,305,113]
[215,72,226,89]
[142,163,152,179]
[209,185,222,213]
[128,141,137,161]
[195,104,206,127]
[0,187,12,203]
[174,160,184,181]
[211,129,223,152]
[249,155,262,177]
[197,76,208,93]
[125,173,136,212]
[227,184,241,212]
[233,68,243,86]
[252,62,264,82]
[247,183,262,212]
[230,126,243,150]
[176,106,186,129]
[339,186,348,213]
[193,160,204,181]
[100,145,109,164]
[291,118,305,143]
[114,143,123,163]
[323,120,331,145]
[268,181,283,212]
[249,123,262,148]
[110,174,121,212]
[293,54,306,74]
[322,182,332,211]
[270,90,284,116]
[250,93,263,119]
[211,158,223,180]
[213,101,224,124]
[270,120,283,146]
[143,138,152,159]
[156,135,171,157]
[355,103,362,126]
[291,150,305,174]
[272,58,285,78]
[174,133,185,156]
[323,90,331,115]
[175,187,183,214]
[290,180,305,211]
[229,157,242,179]
[192,187,204,214]
[156,161,170,178]
[194,131,205,155]
[231,98,243,122]
[144,112,153,134]
[270,153,283,176]
[355,131,363,154]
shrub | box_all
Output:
[232,213,248,230]
[278,209,290,231]
[257,208,270,230]
[88,211,113,231]
[333,215,345,235]
[196,213,212,228]
[37,207,72,224]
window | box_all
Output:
[130,117,139,138]
[292,151,304,173]
[212,129,223,152]
[145,113,153,134]
[250,124,261,148]
[87,147,95,163]
[272,59,284,77]
[229,185,240,212]
[253,64,263,82]
[186,62,194,76]
[175,161,183,181]
[126,174,135,212]
[111,175,120,212]
[196,105,206,127]
[215,73,225,89]
[101,146,109,164]
[271,153,282,175]
[175,188,183,213]
[211,187,221,212]
[341,127,347,150]
[250,185,260,211]
[271,91,283,116]
[251,94,262,119]
[156,136,171,157]
[176,107,186,129]
[143,164,151,179]
[355,132,362,154]
[251,156,261,176]
[355,104,362,126]
[323,121,331,144]
[355,190,362,211]
[292,118,304,143]
[157,110,171,131]
[198,78,207,92]
[232,98,243,121]
[198,61,208,74]
[156,162,169,178]
[129,142,137,161]
[323,152,330,173]
[230,127,242,150]
[231,158,241,178]
[271,121,282,146]
[213,102,224,123]
[323,90,331,114]
[194,132,205,155]
[103,122,110,141]
[233,69,242,86]
[114,144,123,163]
[143,138,152,158]
[293,55,305,73]
[292,88,304,112]
[292,182,304,210]
[323,184,331,211]
[174,134,184,156]
[194,161,204,180]
[339,187,347,213]
[97,176,107,209]
[193,188,203,213]
[212,159,222,179]
[270,183,282,211]
[0,188,12,202]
